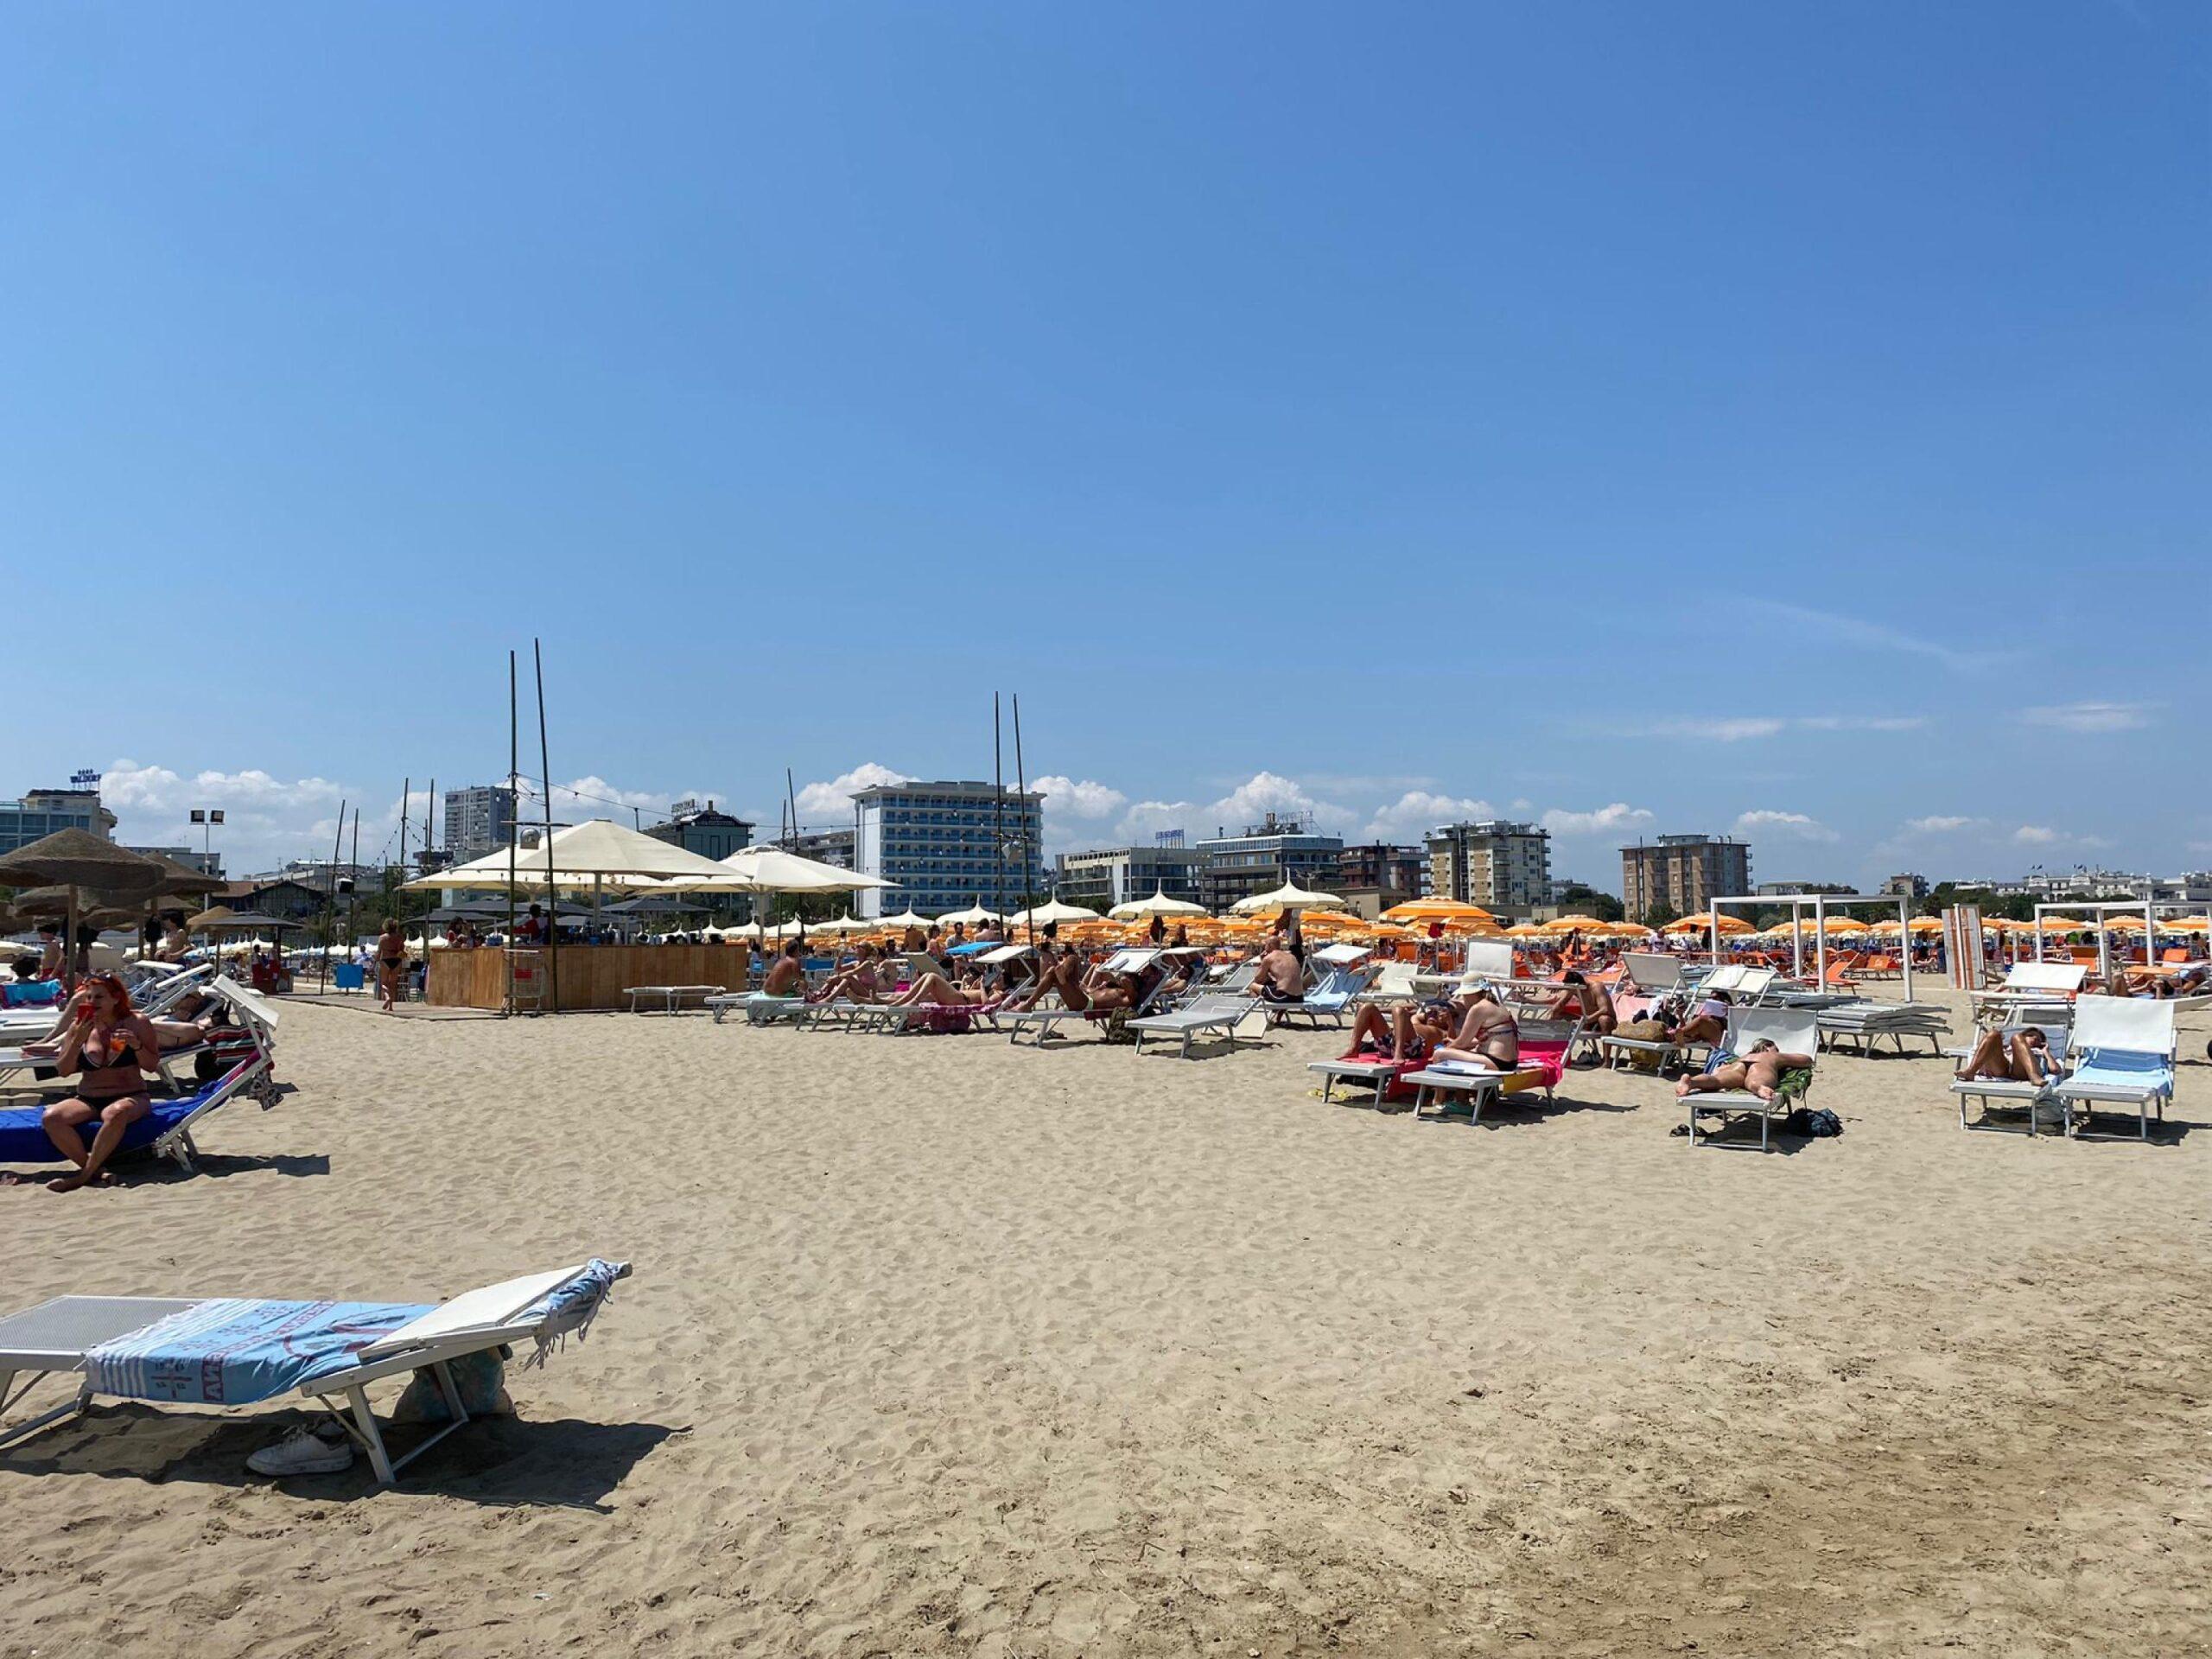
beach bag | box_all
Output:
[391,1350,513,1422]
[1100,1008,1137,1045]
[1784,1105,1842,1138]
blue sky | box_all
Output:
[6,3,2206,887]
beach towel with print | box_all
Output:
[85,1298,433,1405]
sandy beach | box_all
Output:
[4,986,2208,1656]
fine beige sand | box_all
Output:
[3,985,2209,1656]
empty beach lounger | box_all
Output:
[0,1259,630,1486]
[1306,1055,1410,1106]
[2051,995,2177,1141]
[1128,993,1263,1058]
[1950,1026,2075,1134]
[1681,1008,1821,1152]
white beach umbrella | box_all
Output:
[1230,880,1347,915]
[664,844,893,896]
[876,909,936,931]
[403,819,734,891]
[808,913,875,935]
[1008,899,1102,926]
[1107,887,1209,921]
[937,903,1001,925]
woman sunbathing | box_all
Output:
[1675,1038,1812,1102]
[1007,947,1094,1013]
[1955,1026,2060,1085]
[884,970,998,1008]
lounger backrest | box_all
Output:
[2005,963,2087,994]
[1370,962,1418,998]
[1463,940,1514,982]
[1702,964,1746,995]
[1723,1007,1820,1065]
[1734,967,1777,1001]
[1212,960,1257,994]
[2069,994,2176,1058]
[356,1264,595,1358]
[1622,951,1681,991]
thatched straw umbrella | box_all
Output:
[0,830,165,982]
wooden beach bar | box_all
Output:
[426,943,752,1012]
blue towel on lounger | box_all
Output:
[84,1298,435,1405]
[0,1065,247,1166]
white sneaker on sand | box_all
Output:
[247,1426,354,1477]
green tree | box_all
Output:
[1639,899,1681,930]
[1556,883,1624,923]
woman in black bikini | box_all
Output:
[41,973,162,1193]
[375,918,407,1013]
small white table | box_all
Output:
[623,984,726,1014]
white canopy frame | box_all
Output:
[2034,898,2206,982]
[1710,891,1916,1005]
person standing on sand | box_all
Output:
[375,918,406,1012]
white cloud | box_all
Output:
[1904,815,1981,834]
[1640,718,1787,742]
[1541,803,1655,836]
[2019,702,2155,734]
[101,760,346,814]
[1636,715,1926,742]
[1209,771,1357,836]
[2013,825,2059,845]
[1734,810,1840,842]
[1796,715,1929,733]
[1032,776,1128,819]
[792,762,913,822]
[1738,601,2006,673]
[1361,791,1496,842]
[1115,799,1198,842]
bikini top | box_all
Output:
[77,1022,151,1075]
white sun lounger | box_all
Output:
[1949,1025,2075,1134]
[1681,1008,1821,1152]
[0,1261,629,1487]
[1969,962,2086,1027]
[2050,995,2177,1141]
[1128,992,1264,1059]
[1619,951,1684,995]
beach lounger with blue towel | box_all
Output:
[0,1260,630,1486]
[2051,995,2176,1141]
[0,1052,275,1175]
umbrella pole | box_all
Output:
[536,639,560,1013]
[66,884,79,989]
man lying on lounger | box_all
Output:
[1675,1038,1813,1102]
[1955,1026,2060,1085]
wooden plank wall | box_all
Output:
[427,944,753,1011]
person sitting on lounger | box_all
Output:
[1537,970,1614,1033]
[1341,1000,1455,1065]
[1251,941,1303,1005]
[761,940,806,999]
[1078,969,1147,1013]
[40,974,162,1193]
[1669,991,1729,1050]
[1955,1025,2060,1085]
[810,944,884,1004]
[1675,1038,1813,1102]
[1007,944,1077,1013]
[1435,988,1520,1070]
